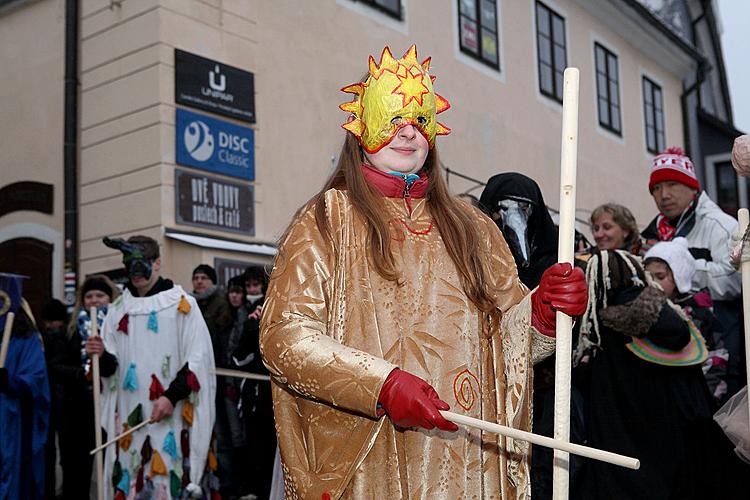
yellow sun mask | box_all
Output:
[339,45,451,154]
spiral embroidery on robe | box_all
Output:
[453,369,480,411]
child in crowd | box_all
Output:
[644,237,729,405]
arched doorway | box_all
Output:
[0,237,53,321]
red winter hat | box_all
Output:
[649,146,700,192]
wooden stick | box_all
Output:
[90,308,104,500]
[442,411,639,470]
[737,208,750,429]
[0,312,15,368]
[213,367,271,382]
[553,67,580,499]
[89,418,152,455]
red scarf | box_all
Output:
[361,164,429,214]
[656,198,696,241]
[656,215,677,241]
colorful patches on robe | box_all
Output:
[114,491,126,500]
[177,295,191,314]
[147,310,158,333]
[189,390,199,406]
[119,423,132,451]
[170,471,181,499]
[182,401,194,427]
[123,363,138,391]
[127,404,144,428]
[161,355,171,379]
[162,430,178,462]
[108,375,118,391]
[185,369,201,392]
[149,374,165,401]
[150,450,168,476]
[207,448,218,471]
[129,450,139,475]
[140,435,153,465]
[112,459,123,489]
[180,429,190,457]
[135,466,144,493]
[118,314,129,335]
[116,469,130,496]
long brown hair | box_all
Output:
[289,132,496,312]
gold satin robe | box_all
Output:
[260,189,555,499]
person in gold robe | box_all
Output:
[260,45,587,499]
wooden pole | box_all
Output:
[0,312,15,368]
[89,418,153,455]
[737,208,750,429]
[441,411,639,470]
[90,307,104,500]
[212,367,271,382]
[553,67,580,499]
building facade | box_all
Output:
[0,0,739,314]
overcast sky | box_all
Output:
[716,0,750,133]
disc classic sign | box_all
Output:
[175,49,255,123]
[176,108,254,180]
[175,169,254,234]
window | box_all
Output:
[642,77,665,154]
[535,2,566,102]
[716,161,739,216]
[458,0,500,70]
[355,0,401,20]
[594,43,621,135]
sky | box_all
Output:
[716,0,750,133]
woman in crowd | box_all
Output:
[588,203,641,253]
[214,274,250,499]
[46,274,118,499]
[258,44,586,498]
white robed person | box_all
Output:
[86,235,216,499]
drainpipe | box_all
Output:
[680,59,707,185]
[63,0,79,304]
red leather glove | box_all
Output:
[377,369,459,432]
[531,262,588,336]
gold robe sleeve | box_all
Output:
[260,193,397,418]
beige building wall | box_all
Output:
[3,0,697,293]
[256,0,688,237]
[0,0,66,298]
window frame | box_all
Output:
[642,76,665,154]
[458,0,501,71]
[354,0,402,20]
[594,42,622,136]
[534,1,567,103]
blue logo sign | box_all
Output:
[176,108,254,180]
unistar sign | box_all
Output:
[175,49,255,123]
[176,108,254,180]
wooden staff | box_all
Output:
[211,369,641,469]
[212,367,271,382]
[90,308,104,500]
[553,67,580,499]
[0,312,15,368]
[89,418,153,455]
[737,208,750,429]
[441,411,639,470]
